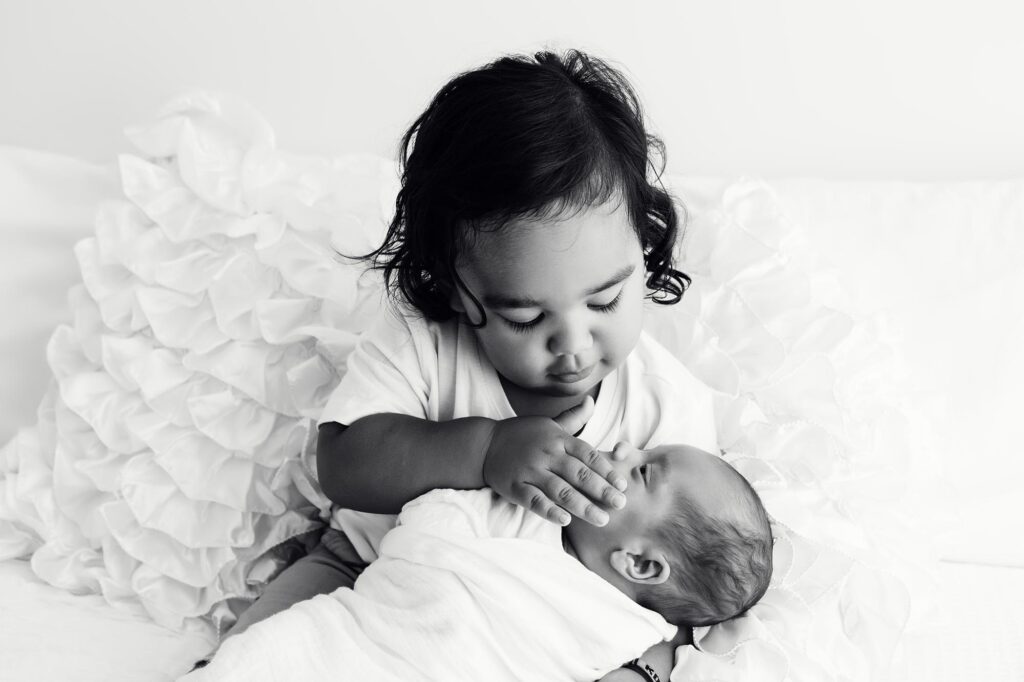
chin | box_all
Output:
[536,376,604,398]
[532,383,590,398]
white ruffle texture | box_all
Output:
[0,94,926,678]
[0,93,394,636]
[644,180,930,680]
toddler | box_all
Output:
[213,49,721,680]
[187,445,773,681]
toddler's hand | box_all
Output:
[482,396,628,527]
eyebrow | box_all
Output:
[482,264,636,309]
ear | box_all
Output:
[610,548,670,585]
[450,280,485,325]
[449,286,467,314]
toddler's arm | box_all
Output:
[317,415,493,514]
[317,400,625,526]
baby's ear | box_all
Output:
[610,549,670,585]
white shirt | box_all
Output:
[318,306,718,562]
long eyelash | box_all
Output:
[503,290,620,334]
[504,316,543,334]
[591,291,623,313]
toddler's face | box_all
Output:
[452,202,645,402]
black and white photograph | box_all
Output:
[1,1,1022,680]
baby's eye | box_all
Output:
[588,290,623,313]
[639,463,651,486]
[502,314,544,334]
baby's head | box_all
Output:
[368,49,688,323]
[564,445,773,628]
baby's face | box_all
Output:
[564,444,741,582]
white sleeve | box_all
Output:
[317,309,434,427]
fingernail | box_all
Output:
[594,511,609,526]
[613,477,627,491]
[611,494,626,509]
[559,513,571,526]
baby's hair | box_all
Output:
[362,49,690,323]
[639,460,773,628]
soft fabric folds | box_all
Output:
[646,179,929,680]
[1,94,393,636]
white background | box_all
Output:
[2,0,1023,179]
[2,3,1024,678]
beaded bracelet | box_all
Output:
[623,658,661,682]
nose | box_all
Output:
[611,442,644,475]
[547,314,592,357]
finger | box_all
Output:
[552,394,594,435]
[565,437,628,493]
[512,482,571,526]
[560,458,628,514]
[540,474,611,527]
[557,450,627,511]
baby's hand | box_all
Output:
[482,396,627,527]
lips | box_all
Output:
[549,364,595,383]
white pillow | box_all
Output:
[0,96,398,635]
[0,148,118,442]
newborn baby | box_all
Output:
[185,445,772,682]
[568,442,773,628]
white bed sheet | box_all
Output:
[888,562,1024,682]
[2,556,1020,682]
[0,558,213,682]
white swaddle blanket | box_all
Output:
[185,488,676,682]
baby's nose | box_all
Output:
[611,441,642,464]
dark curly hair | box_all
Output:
[638,459,774,628]
[361,49,691,322]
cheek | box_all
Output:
[602,290,645,354]
[600,505,637,543]
[478,326,545,369]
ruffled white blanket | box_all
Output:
[185,489,675,682]
[0,93,931,680]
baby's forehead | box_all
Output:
[664,447,752,508]
[663,445,728,476]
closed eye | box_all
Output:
[502,314,544,334]
[502,287,621,332]
[588,290,623,313]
